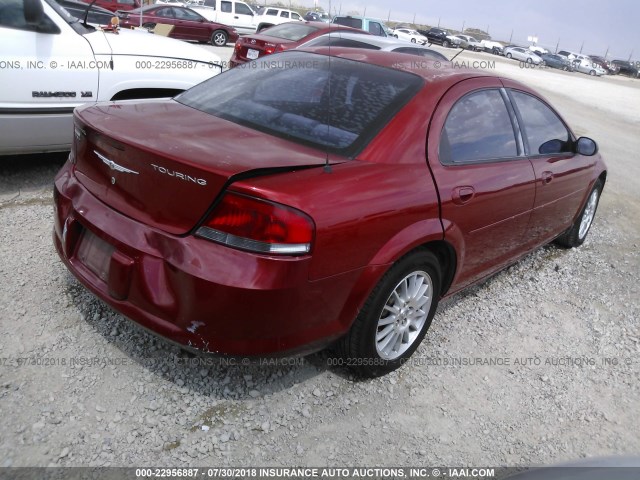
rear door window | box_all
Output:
[440,89,518,164]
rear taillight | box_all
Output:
[264,43,283,55]
[196,192,314,255]
[234,39,242,52]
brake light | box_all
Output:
[234,39,242,52]
[264,43,283,55]
[196,192,314,255]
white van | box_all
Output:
[190,0,255,35]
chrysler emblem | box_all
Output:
[94,150,139,175]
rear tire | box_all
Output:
[142,22,156,31]
[506,53,512,59]
[555,181,602,248]
[333,250,441,377]
[411,38,416,43]
[211,29,228,46]
[443,40,449,48]
[589,70,596,76]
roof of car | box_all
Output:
[301,31,412,47]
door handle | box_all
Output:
[541,171,554,185]
[452,186,475,205]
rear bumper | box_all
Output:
[53,162,364,356]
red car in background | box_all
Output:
[119,5,238,46]
[53,49,606,377]
[229,21,366,67]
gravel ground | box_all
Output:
[0,46,639,468]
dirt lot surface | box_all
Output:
[0,45,639,468]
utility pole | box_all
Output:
[604,46,609,59]
[461,20,465,33]
[413,13,416,25]
[579,41,584,53]
[509,29,513,43]
[629,50,634,61]
[363,6,366,16]
[555,38,559,53]
[387,10,390,22]
[437,17,440,27]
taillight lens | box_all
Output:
[234,39,242,52]
[196,192,314,255]
[264,43,283,55]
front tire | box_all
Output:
[411,38,416,43]
[334,250,441,377]
[589,69,596,76]
[555,181,602,248]
[443,40,449,48]
[506,53,512,59]
[211,29,228,46]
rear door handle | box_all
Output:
[541,171,554,184]
[452,186,475,205]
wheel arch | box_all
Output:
[332,237,457,340]
[336,224,458,329]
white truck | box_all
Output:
[0,0,222,156]
[189,0,256,35]
[252,7,303,32]
[479,39,504,55]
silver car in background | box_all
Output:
[299,31,448,61]
[504,46,543,64]
[456,34,482,51]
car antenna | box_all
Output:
[448,48,464,62]
[82,0,99,27]
[323,0,332,174]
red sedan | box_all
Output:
[54,49,606,376]
[119,6,238,46]
[229,21,366,67]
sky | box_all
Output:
[305,0,640,60]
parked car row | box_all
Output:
[500,46,635,78]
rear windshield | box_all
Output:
[175,52,423,157]
[260,23,318,41]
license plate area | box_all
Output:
[76,229,115,283]
[247,48,259,60]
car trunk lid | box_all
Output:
[235,34,294,61]
[73,99,338,235]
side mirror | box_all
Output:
[24,0,44,24]
[575,137,598,156]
